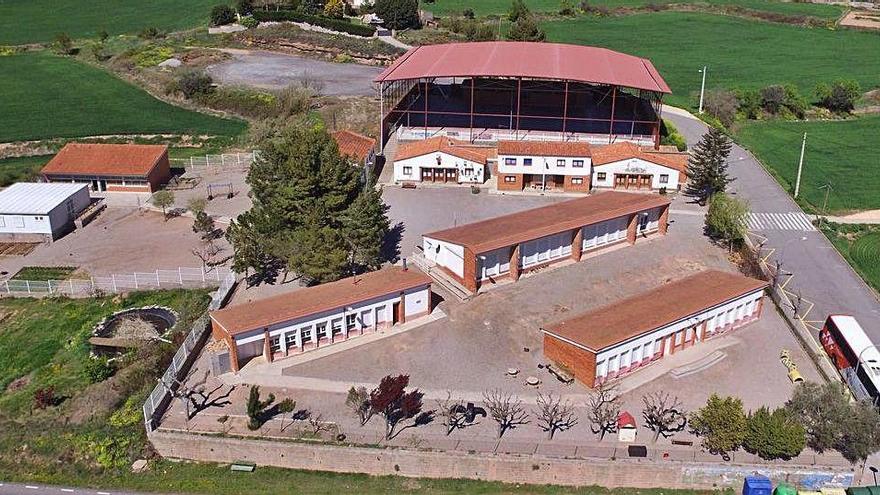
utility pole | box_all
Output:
[819,183,832,216]
[698,66,707,114]
[794,132,807,199]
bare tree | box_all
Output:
[536,392,578,440]
[158,370,234,427]
[436,391,485,436]
[307,412,334,437]
[642,391,687,443]
[346,386,371,425]
[483,389,530,438]
[586,381,621,441]
[192,241,223,272]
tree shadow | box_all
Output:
[380,222,405,264]
[245,258,286,287]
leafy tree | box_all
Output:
[689,394,747,455]
[368,374,433,439]
[743,406,806,460]
[225,214,275,281]
[374,0,420,30]
[838,400,880,463]
[784,381,849,453]
[642,391,687,443]
[246,385,276,430]
[54,33,75,55]
[816,79,861,113]
[508,0,531,21]
[685,127,733,203]
[324,0,346,19]
[192,211,216,239]
[760,84,786,114]
[346,386,371,425]
[705,192,749,252]
[507,15,545,41]
[151,190,175,220]
[235,0,254,14]
[586,381,620,441]
[187,197,208,215]
[736,88,761,120]
[210,4,236,26]
[178,70,214,99]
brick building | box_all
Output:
[41,143,171,193]
[495,140,592,193]
[421,191,670,294]
[591,142,688,192]
[210,266,432,372]
[541,270,767,387]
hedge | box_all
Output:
[252,11,375,37]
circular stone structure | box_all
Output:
[90,306,178,354]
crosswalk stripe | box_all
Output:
[747,212,816,232]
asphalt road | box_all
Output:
[0,482,172,495]
[664,107,880,340]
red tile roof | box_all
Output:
[211,266,431,337]
[41,143,168,177]
[592,142,688,174]
[331,130,376,164]
[497,140,591,158]
[424,191,670,254]
[543,270,767,352]
[395,136,494,164]
[375,42,671,94]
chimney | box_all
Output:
[402,258,408,271]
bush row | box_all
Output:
[252,10,376,37]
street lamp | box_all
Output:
[869,466,878,485]
[698,66,708,114]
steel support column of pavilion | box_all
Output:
[608,86,618,144]
[515,78,522,140]
[469,77,475,143]
[562,81,569,139]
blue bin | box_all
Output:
[743,475,773,495]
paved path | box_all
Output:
[0,482,168,495]
[747,212,817,232]
[663,106,880,341]
[825,209,880,224]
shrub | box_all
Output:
[736,88,761,120]
[251,11,376,36]
[509,0,531,22]
[236,0,254,14]
[84,357,115,383]
[54,32,76,55]
[782,84,807,119]
[816,79,861,113]
[324,0,346,19]
[178,70,214,99]
[210,4,236,26]
[374,0,420,30]
[507,15,545,41]
[109,395,144,427]
[559,0,576,15]
[239,15,259,29]
[33,387,56,409]
[760,84,786,114]
[660,119,687,151]
[139,26,165,39]
[440,17,496,41]
[462,8,475,18]
[743,407,806,460]
[704,89,738,127]
[130,45,174,68]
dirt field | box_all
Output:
[840,10,880,30]
[0,207,231,278]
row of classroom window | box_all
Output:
[504,157,586,168]
[595,294,762,380]
[478,209,661,279]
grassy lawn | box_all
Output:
[428,0,843,18]
[0,458,721,495]
[0,0,220,45]
[819,222,880,293]
[0,52,247,143]
[10,266,78,281]
[0,154,50,186]
[543,12,880,108]
[736,115,880,213]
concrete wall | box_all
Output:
[592,157,682,190]
[423,236,465,278]
[497,153,591,177]
[148,430,857,490]
[394,152,485,184]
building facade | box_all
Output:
[0,183,91,242]
[210,267,433,372]
[495,141,592,193]
[422,192,670,294]
[591,142,688,192]
[41,143,171,193]
[542,270,767,387]
[393,136,494,185]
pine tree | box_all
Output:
[341,186,391,271]
[743,406,806,460]
[685,128,733,203]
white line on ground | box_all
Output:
[61,490,75,493]
[25,487,38,490]
[97,492,111,495]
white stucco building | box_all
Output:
[0,182,91,242]
[590,142,688,192]
[495,140,593,193]
[211,266,433,372]
[393,136,494,185]
[542,270,767,387]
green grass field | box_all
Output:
[0,52,246,143]
[10,266,78,281]
[428,0,843,18]
[543,12,880,108]
[0,154,50,186]
[0,0,219,45]
[820,223,880,293]
[736,115,880,214]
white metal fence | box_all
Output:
[144,270,237,431]
[171,152,257,172]
[1,267,233,296]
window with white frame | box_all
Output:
[572,160,584,168]
[571,177,583,185]
[402,166,412,175]
[596,171,606,181]
[504,157,516,166]
[523,158,532,166]
[504,176,517,183]
[659,174,669,184]
[556,159,565,167]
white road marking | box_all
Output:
[25,487,39,490]
[747,212,816,232]
[97,492,111,495]
[61,490,75,493]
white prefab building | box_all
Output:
[542,270,767,388]
[0,182,91,242]
[210,266,433,372]
[495,140,593,193]
[393,136,493,185]
[590,141,688,192]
